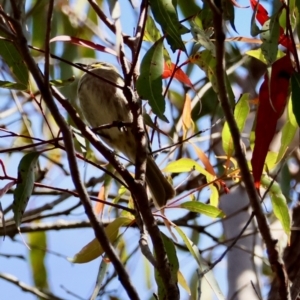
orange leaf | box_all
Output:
[192,144,216,177]
[94,184,106,217]
[162,62,193,87]
[182,94,193,137]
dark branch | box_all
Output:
[206,0,290,298]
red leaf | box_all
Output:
[230,0,249,8]
[162,68,172,79]
[50,35,117,56]
[279,30,294,54]
[250,0,269,26]
[251,55,294,188]
[162,62,193,87]
[249,0,294,53]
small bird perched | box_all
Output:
[77,62,175,208]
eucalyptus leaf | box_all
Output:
[291,72,300,126]
[150,0,187,52]
[13,152,40,229]
[0,40,29,88]
[136,38,168,122]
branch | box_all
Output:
[206,0,290,298]
[3,220,92,236]
[86,0,135,49]
[200,212,254,276]
[127,0,148,80]
[120,2,179,296]
[0,272,64,300]
[55,76,179,299]
[44,0,54,88]
[121,52,180,300]
[8,9,139,300]
[0,128,126,187]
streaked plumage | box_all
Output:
[77,62,175,207]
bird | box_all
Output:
[77,62,175,208]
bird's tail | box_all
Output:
[145,156,175,208]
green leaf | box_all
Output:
[163,158,212,179]
[270,193,291,237]
[191,50,235,103]
[144,15,162,42]
[178,270,191,295]
[250,0,262,36]
[164,158,219,204]
[190,22,215,56]
[276,98,297,163]
[223,0,237,33]
[296,0,300,39]
[13,152,40,228]
[180,201,225,218]
[261,175,291,237]
[261,175,282,194]
[0,40,28,88]
[136,38,168,122]
[291,72,300,126]
[279,5,287,29]
[155,232,179,299]
[288,94,299,127]
[149,0,187,52]
[69,217,133,263]
[246,49,267,64]
[246,48,285,65]
[0,80,28,90]
[209,185,219,207]
[175,227,225,300]
[31,2,48,49]
[178,0,202,27]
[90,253,110,299]
[49,76,75,87]
[192,50,218,93]
[261,13,280,65]
[199,2,214,29]
[28,229,48,289]
[222,94,250,157]
[264,151,278,171]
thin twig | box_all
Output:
[0,128,127,187]
[86,0,134,49]
[1,173,134,213]
[9,9,139,299]
[44,0,54,88]
[127,0,148,80]
[0,272,64,300]
[200,212,254,276]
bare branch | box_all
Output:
[0,272,64,300]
